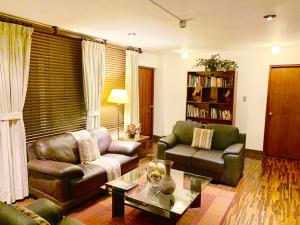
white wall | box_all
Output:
[138,52,165,136]
[155,46,300,150]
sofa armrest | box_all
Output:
[107,140,141,156]
[28,160,84,178]
[0,202,38,225]
[238,133,246,145]
[26,198,63,224]
[158,134,178,148]
[222,143,244,158]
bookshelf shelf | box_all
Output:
[186,71,235,125]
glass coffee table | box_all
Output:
[106,167,212,224]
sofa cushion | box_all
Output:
[89,127,112,155]
[206,124,239,150]
[191,128,214,150]
[103,153,139,175]
[34,133,80,164]
[192,150,224,174]
[173,121,205,145]
[165,144,198,166]
[71,163,107,198]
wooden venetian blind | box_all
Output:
[101,44,126,130]
[23,31,86,144]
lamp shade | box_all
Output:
[107,89,129,104]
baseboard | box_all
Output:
[245,149,264,156]
[153,135,163,142]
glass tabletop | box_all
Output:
[106,167,212,215]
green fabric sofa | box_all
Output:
[0,198,84,225]
[157,121,246,186]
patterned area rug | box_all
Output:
[69,185,236,225]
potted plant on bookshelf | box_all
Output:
[194,54,238,72]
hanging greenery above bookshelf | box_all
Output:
[186,71,235,125]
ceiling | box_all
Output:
[1,0,300,52]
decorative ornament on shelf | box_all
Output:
[194,54,238,72]
[126,123,141,139]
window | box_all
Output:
[23,31,86,145]
[101,44,126,130]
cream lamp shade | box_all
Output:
[107,89,129,104]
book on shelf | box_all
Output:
[188,75,231,88]
[210,108,231,120]
[187,104,208,118]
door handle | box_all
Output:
[268,112,273,116]
[150,105,154,108]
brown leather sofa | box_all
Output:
[27,128,140,211]
[157,121,246,186]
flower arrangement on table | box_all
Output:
[126,123,141,138]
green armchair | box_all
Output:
[157,121,246,186]
[0,198,84,225]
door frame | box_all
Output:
[263,64,300,155]
[138,66,155,137]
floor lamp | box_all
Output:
[107,89,129,140]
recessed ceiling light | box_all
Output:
[264,15,276,21]
[271,45,281,54]
[181,52,189,59]
[128,33,136,38]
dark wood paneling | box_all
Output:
[264,65,300,160]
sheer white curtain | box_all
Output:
[82,41,105,129]
[0,22,34,203]
[124,50,139,129]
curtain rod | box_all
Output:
[0,12,142,52]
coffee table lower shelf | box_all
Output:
[111,187,201,225]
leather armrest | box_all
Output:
[26,199,63,224]
[28,160,84,178]
[158,134,178,148]
[107,140,141,156]
[222,143,244,158]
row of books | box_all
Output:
[188,75,231,88]
[211,108,231,120]
[187,104,208,118]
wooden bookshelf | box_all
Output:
[186,71,235,125]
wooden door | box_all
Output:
[138,67,154,137]
[264,65,300,160]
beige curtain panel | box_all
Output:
[124,50,139,129]
[82,40,105,129]
[0,22,34,203]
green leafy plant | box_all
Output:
[194,54,238,72]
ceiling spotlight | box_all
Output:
[181,52,189,59]
[271,45,281,54]
[128,33,136,38]
[264,15,276,21]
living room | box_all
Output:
[0,1,299,225]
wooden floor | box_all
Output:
[17,145,300,225]
[221,155,300,225]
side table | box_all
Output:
[119,135,150,159]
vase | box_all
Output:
[159,160,176,194]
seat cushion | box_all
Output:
[192,150,224,174]
[165,144,198,166]
[102,153,139,175]
[71,163,107,198]
[206,124,239,150]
